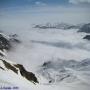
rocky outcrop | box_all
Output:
[0,33,22,57]
[0,33,11,51]
[14,64,39,84]
[9,34,21,43]
[0,33,21,51]
[0,66,4,70]
[0,59,39,84]
[78,23,90,33]
[2,59,18,74]
[83,35,90,40]
[0,32,39,84]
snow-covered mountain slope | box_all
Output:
[0,33,39,90]
[0,59,39,84]
[0,33,21,52]
[37,58,90,84]
[0,8,90,89]
[0,26,90,90]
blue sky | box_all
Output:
[0,0,68,7]
[0,0,90,8]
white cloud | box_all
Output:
[69,0,90,4]
[35,1,46,6]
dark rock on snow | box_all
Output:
[78,23,90,33]
[2,59,18,74]
[0,33,39,84]
[14,64,39,84]
[0,34,11,51]
[83,35,90,40]
[0,59,39,84]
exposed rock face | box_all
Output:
[0,34,11,51]
[0,66,4,70]
[9,34,21,43]
[0,33,21,52]
[0,33,39,84]
[0,59,39,84]
[78,23,90,33]
[0,33,22,56]
[2,59,18,74]
[14,64,39,83]
[83,35,90,40]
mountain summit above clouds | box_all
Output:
[78,23,90,33]
[33,23,79,29]
[33,23,90,33]
[0,32,39,86]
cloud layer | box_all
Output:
[35,1,46,6]
[69,0,90,4]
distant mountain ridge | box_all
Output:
[33,22,84,30]
[33,22,90,34]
